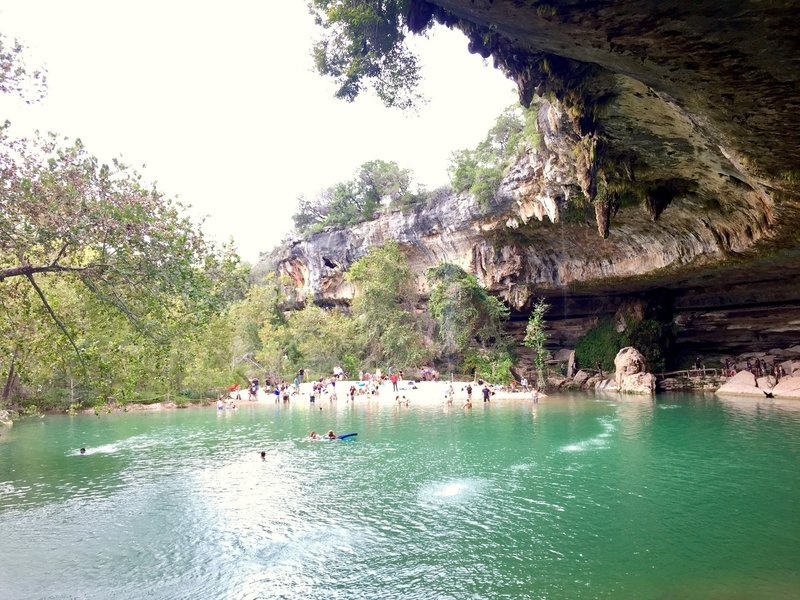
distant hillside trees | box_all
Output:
[346,241,430,369]
[292,160,424,235]
[449,105,540,209]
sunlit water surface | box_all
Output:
[2,393,800,599]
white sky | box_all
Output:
[0,0,517,262]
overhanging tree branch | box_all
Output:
[0,263,89,282]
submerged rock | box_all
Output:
[715,370,760,397]
[771,376,800,400]
[620,372,657,395]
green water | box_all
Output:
[1,393,799,599]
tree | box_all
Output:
[0,128,246,406]
[346,241,428,368]
[0,32,46,102]
[448,105,538,209]
[427,262,508,362]
[357,159,412,208]
[291,159,418,234]
[309,0,429,109]
[0,130,231,339]
[260,303,363,381]
[0,35,247,408]
[523,298,550,389]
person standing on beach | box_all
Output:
[482,385,491,402]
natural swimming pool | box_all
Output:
[1,393,799,599]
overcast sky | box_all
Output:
[0,0,517,262]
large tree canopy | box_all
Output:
[0,130,230,338]
[0,127,248,403]
[0,31,251,407]
[309,0,432,109]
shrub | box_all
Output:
[575,317,675,373]
[575,319,623,372]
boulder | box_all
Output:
[781,360,799,376]
[614,347,647,388]
[573,370,590,386]
[554,348,572,362]
[772,376,800,400]
[0,410,12,427]
[596,376,619,393]
[546,375,568,389]
[757,376,776,390]
[566,350,577,377]
[659,377,682,392]
[620,372,657,395]
[715,370,760,396]
[584,374,602,390]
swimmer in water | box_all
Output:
[326,430,336,439]
[79,447,86,454]
[260,451,266,459]
[309,431,320,440]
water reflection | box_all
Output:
[615,396,655,438]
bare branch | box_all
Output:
[48,242,70,267]
[0,263,88,282]
[25,273,86,369]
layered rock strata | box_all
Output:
[269,1,800,364]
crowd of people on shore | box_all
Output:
[219,365,543,410]
[730,357,788,382]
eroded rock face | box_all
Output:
[620,372,657,395]
[274,95,795,306]
[614,346,647,386]
[269,1,800,360]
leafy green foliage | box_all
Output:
[574,319,622,373]
[292,160,421,234]
[624,318,675,372]
[448,105,540,209]
[258,302,362,382]
[463,347,514,384]
[0,100,247,406]
[346,241,429,368]
[309,0,427,109]
[523,298,550,387]
[427,262,509,365]
[574,317,675,375]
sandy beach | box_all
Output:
[227,379,545,407]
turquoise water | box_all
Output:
[1,393,799,599]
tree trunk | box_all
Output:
[2,354,17,403]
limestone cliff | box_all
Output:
[268,1,800,361]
